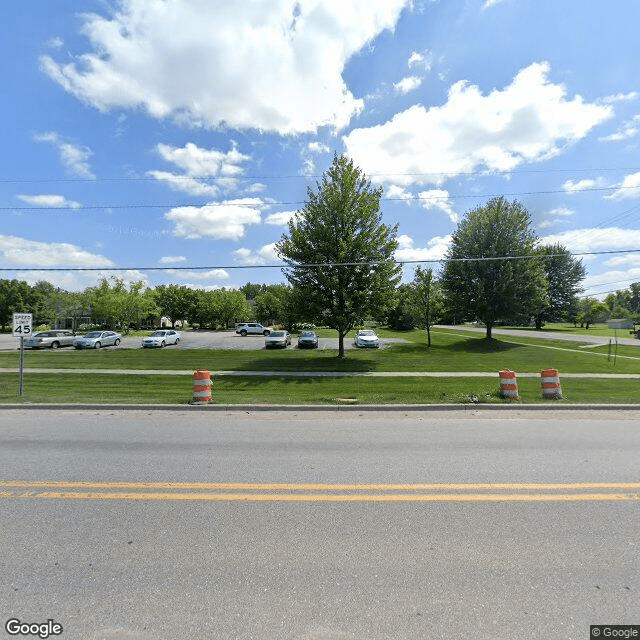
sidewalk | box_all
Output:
[1,368,639,378]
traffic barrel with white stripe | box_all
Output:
[192,369,212,403]
[499,369,519,399]
[540,368,562,399]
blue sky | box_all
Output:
[2,0,640,296]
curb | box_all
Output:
[0,403,639,412]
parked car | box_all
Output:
[73,330,122,349]
[354,329,380,348]
[236,322,270,336]
[297,330,318,349]
[25,330,76,349]
[265,330,291,349]
[142,329,181,348]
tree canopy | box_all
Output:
[440,196,547,340]
[276,154,401,356]
[534,243,585,329]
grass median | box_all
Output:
[0,327,637,405]
[1,373,638,405]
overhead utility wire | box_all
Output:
[1,166,639,184]
[3,185,640,211]
[2,249,640,272]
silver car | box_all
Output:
[142,329,181,348]
[25,330,76,349]
[265,330,291,349]
[73,330,122,349]
[297,330,318,349]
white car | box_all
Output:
[73,331,122,349]
[142,329,181,348]
[354,329,380,348]
[236,322,270,336]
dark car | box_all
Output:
[297,330,318,349]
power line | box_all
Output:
[3,184,640,212]
[1,166,639,184]
[1,248,639,272]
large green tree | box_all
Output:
[276,154,401,357]
[0,279,33,331]
[154,284,195,327]
[533,243,586,329]
[88,278,158,331]
[441,196,547,340]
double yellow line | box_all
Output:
[1,481,639,503]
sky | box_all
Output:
[2,0,640,297]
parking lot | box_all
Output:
[0,330,407,352]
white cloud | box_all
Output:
[601,91,638,104]
[159,256,187,265]
[599,114,640,142]
[394,234,451,262]
[394,75,423,95]
[14,269,149,292]
[147,171,220,198]
[265,210,298,226]
[385,185,414,201]
[149,142,250,196]
[604,254,640,268]
[483,0,509,8]
[156,142,248,177]
[408,50,432,71]
[307,142,330,154]
[33,132,95,178]
[41,0,409,134]
[417,189,459,222]
[344,62,613,187]
[583,267,640,298]
[550,207,575,218]
[537,207,574,231]
[163,269,229,281]
[46,37,64,49]
[562,177,609,193]
[604,172,640,200]
[0,235,123,290]
[539,227,640,253]
[0,235,113,268]
[17,194,82,209]
[233,243,280,266]
[165,199,263,240]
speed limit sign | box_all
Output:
[12,313,33,337]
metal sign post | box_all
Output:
[12,313,32,396]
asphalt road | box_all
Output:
[1,409,639,640]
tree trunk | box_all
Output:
[426,324,431,347]
[338,331,345,358]
[486,322,493,341]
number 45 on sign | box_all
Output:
[12,313,33,337]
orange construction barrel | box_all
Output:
[499,369,519,399]
[540,368,562,399]
[192,369,212,404]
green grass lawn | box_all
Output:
[1,372,638,405]
[482,322,639,339]
[1,327,637,405]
